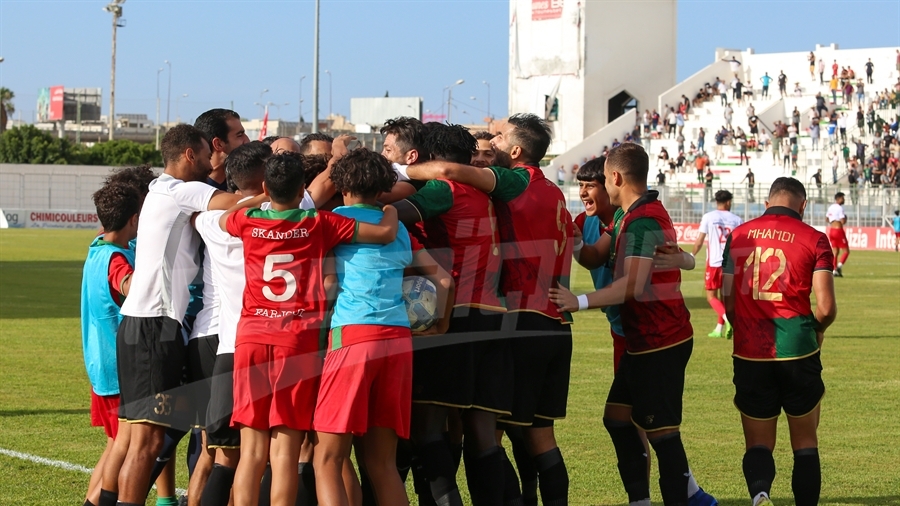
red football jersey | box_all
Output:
[491,165,574,322]
[723,207,834,360]
[406,179,505,312]
[227,208,358,352]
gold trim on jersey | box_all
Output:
[534,414,565,421]
[207,445,241,450]
[412,399,471,410]
[124,418,172,428]
[625,336,693,355]
[639,423,682,433]
[732,348,821,362]
[471,404,513,416]
[497,419,532,427]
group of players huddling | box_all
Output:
[80,108,837,506]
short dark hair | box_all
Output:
[380,117,427,156]
[473,131,495,141]
[194,109,240,146]
[425,123,477,164]
[104,165,157,200]
[299,133,334,154]
[261,135,282,146]
[226,141,272,193]
[715,190,734,203]
[507,113,552,163]
[768,177,807,200]
[576,157,606,184]
[93,182,139,232]
[302,154,330,188]
[834,192,845,200]
[161,124,210,165]
[330,149,397,199]
[264,152,306,204]
[605,143,649,184]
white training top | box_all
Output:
[121,174,215,320]
[190,246,219,340]
[826,203,845,224]
[259,189,315,211]
[193,210,243,354]
[700,210,743,268]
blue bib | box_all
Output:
[582,215,623,336]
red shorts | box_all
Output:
[612,331,626,374]
[314,328,412,438]
[895,232,900,239]
[828,227,848,249]
[705,266,723,290]
[90,390,120,439]
[232,342,322,431]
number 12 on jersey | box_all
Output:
[743,247,786,301]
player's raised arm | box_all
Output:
[575,231,611,270]
[207,190,243,211]
[409,249,456,337]
[217,194,269,231]
[406,161,498,194]
[355,204,399,244]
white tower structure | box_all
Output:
[509,0,677,156]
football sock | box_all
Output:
[792,448,821,506]
[839,251,849,265]
[743,445,776,501]
[686,468,700,497]
[419,439,463,506]
[604,418,650,504]
[507,428,537,506]
[258,464,272,506]
[450,442,463,472]
[411,455,437,506]
[155,497,179,506]
[297,462,316,506]
[714,323,723,333]
[464,446,505,506]
[98,489,118,506]
[187,428,203,477]
[117,502,143,506]
[84,500,97,506]
[200,464,236,506]
[649,432,690,506]
[629,500,651,506]
[533,447,569,506]
[709,298,727,323]
[500,448,525,506]
[396,438,414,482]
[752,492,771,506]
[149,428,188,488]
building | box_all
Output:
[350,97,423,128]
[508,0,677,156]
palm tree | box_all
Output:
[0,88,15,134]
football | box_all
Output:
[401,276,439,332]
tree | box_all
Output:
[80,140,162,167]
[0,88,14,135]
[0,125,78,164]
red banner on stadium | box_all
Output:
[532,0,563,20]
[674,223,897,251]
[49,86,65,121]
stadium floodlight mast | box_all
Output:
[311,0,320,133]
[446,79,464,124]
[104,0,125,141]
[155,67,164,150]
[298,75,306,135]
[165,60,171,128]
[483,80,491,119]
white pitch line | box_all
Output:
[0,447,187,495]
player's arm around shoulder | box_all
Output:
[406,161,498,194]
[549,255,653,312]
[409,249,456,337]
[575,231,611,270]
[355,205,399,244]
[217,194,269,232]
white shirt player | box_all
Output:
[826,203,845,224]
[259,189,315,211]
[121,174,215,321]
[196,196,317,355]
[699,210,743,268]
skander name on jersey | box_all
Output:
[745,228,796,244]
[251,228,310,240]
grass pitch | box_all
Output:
[0,229,898,505]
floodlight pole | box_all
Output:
[105,1,123,141]
[312,0,320,133]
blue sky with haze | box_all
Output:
[1,1,897,125]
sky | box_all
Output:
[0,0,898,126]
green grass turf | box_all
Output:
[0,229,898,505]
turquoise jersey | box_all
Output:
[761,75,773,87]
[81,237,135,396]
[330,204,413,333]
[582,215,623,336]
[894,216,900,233]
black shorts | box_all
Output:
[412,307,512,415]
[206,353,241,449]
[116,316,188,426]
[501,312,573,427]
[607,338,693,432]
[185,335,219,428]
[733,353,825,420]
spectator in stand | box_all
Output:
[838,113,848,143]
[829,149,840,184]
[791,142,800,170]
[657,147,670,168]
[810,120,820,151]
[848,161,860,203]
[732,76,743,104]
[808,51,816,80]
[791,107,801,132]
[748,114,759,139]
[842,142,851,167]
[714,127,726,160]
[698,127,706,152]
[676,132,685,154]
[857,107,865,134]
[772,126,782,162]
[723,56,742,75]
[783,139,791,169]
[651,109,660,132]
[747,103,756,117]
[818,58,826,85]
[666,108,677,138]
[642,109,651,134]
[865,58,874,84]
[794,82,803,98]
[724,103,733,128]
[856,138,868,165]
[704,166,715,201]
[760,72,772,98]
[681,94,691,113]
[612,138,621,148]
[856,80,865,106]
[832,60,839,78]
[778,70,788,97]
[815,92,829,117]
[738,135,749,166]
[719,79,729,106]
[758,128,770,151]
[656,169,666,186]
[843,81,854,105]
[676,151,686,173]
[829,75,839,104]
[696,150,709,182]
[812,169,823,199]
[676,110,685,136]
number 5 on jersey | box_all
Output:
[262,254,297,302]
